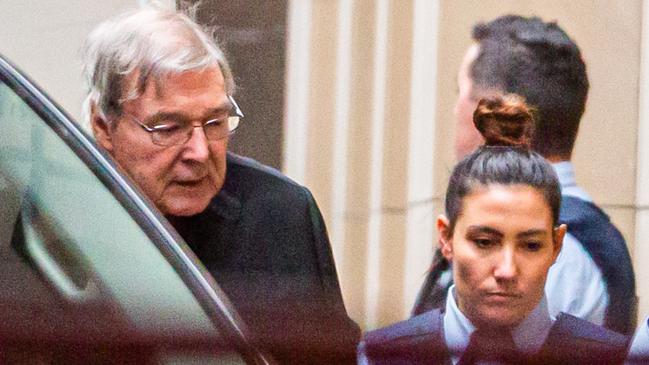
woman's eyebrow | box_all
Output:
[517,229,548,239]
[466,225,503,237]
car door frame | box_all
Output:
[0,53,275,365]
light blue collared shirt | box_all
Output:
[626,317,649,364]
[444,285,554,365]
[545,162,608,325]
[552,161,592,202]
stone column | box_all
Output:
[635,0,649,322]
[284,0,439,328]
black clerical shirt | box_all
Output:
[170,153,360,365]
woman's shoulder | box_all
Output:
[364,309,443,344]
[359,309,449,363]
[538,312,630,364]
[552,312,629,344]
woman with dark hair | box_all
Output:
[358,94,629,365]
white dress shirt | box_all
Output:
[444,285,554,365]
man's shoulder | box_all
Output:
[557,194,630,275]
[226,152,302,187]
[559,195,618,231]
[558,193,636,334]
[224,152,309,199]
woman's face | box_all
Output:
[438,184,565,330]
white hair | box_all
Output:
[81,3,235,127]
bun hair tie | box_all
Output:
[473,94,535,149]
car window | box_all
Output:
[0,58,267,364]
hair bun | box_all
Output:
[473,94,534,148]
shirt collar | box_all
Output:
[512,295,554,354]
[170,182,242,224]
[552,161,576,189]
[443,285,555,361]
[444,285,474,357]
[205,187,241,221]
[204,153,243,221]
[166,186,241,248]
[551,161,593,202]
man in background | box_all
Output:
[82,5,359,364]
[413,14,636,335]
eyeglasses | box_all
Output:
[121,95,244,147]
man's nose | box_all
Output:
[182,125,210,162]
[493,248,518,281]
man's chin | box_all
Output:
[158,183,218,216]
[159,198,212,217]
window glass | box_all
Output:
[0,79,247,363]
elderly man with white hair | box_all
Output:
[82,5,360,364]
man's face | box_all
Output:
[438,184,565,330]
[93,66,229,216]
[454,44,483,160]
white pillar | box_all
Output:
[635,0,649,322]
[283,0,441,329]
[403,0,440,318]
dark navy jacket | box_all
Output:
[359,309,630,365]
[413,195,637,334]
[559,196,636,334]
[170,153,360,365]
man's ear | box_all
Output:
[437,215,453,261]
[552,224,567,261]
[91,104,114,152]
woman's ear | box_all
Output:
[552,224,567,261]
[437,215,453,261]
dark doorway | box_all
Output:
[186,0,288,170]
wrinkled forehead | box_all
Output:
[120,63,224,105]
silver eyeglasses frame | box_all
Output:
[121,95,244,147]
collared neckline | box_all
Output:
[551,161,592,202]
[168,183,242,225]
[443,285,555,363]
[205,187,242,221]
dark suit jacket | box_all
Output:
[359,309,629,365]
[559,196,636,334]
[171,153,360,365]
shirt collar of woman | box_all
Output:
[443,285,554,363]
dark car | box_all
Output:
[0,55,276,364]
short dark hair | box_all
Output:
[470,15,589,158]
[445,94,561,234]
